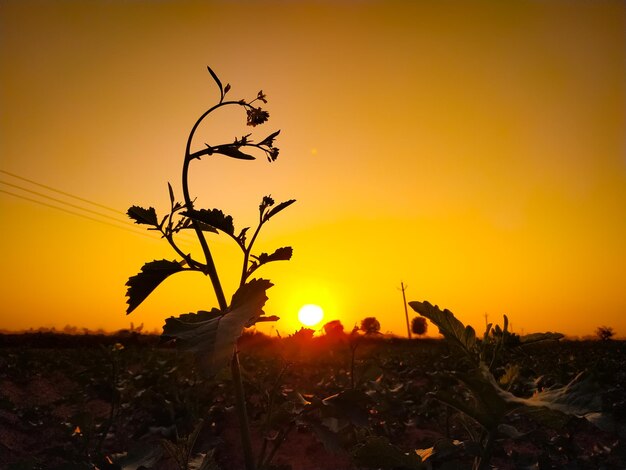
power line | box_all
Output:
[0,189,156,238]
[0,170,196,244]
[0,169,195,242]
[1,179,130,225]
[0,169,122,214]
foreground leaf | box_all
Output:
[409,301,477,359]
[520,332,565,344]
[126,260,185,314]
[162,279,274,375]
[513,372,609,430]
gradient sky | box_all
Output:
[1,0,625,337]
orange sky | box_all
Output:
[1,0,625,338]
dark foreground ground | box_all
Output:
[1,331,625,469]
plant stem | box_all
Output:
[231,350,256,470]
[182,99,247,311]
[182,157,227,311]
[240,221,264,286]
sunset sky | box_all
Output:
[1,0,625,338]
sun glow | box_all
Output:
[297,304,324,327]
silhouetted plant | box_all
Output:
[360,317,381,335]
[409,300,605,470]
[323,319,345,338]
[596,325,615,341]
[411,316,428,336]
[291,327,315,341]
[125,67,294,470]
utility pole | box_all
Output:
[400,281,412,339]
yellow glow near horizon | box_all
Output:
[0,1,624,338]
[297,304,324,327]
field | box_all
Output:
[1,331,625,469]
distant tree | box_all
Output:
[411,316,428,336]
[323,320,344,338]
[360,317,381,335]
[596,326,615,341]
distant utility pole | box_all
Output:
[400,281,412,339]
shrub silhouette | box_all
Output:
[360,317,381,335]
[323,320,345,338]
[411,316,428,336]
[596,325,615,341]
[291,327,315,341]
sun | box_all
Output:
[298,304,324,327]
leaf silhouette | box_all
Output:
[127,206,158,227]
[211,144,255,161]
[167,183,175,206]
[183,208,235,236]
[409,301,477,359]
[162,279,274,375]
[180,218,218,233]
[126,260,185,314]
[520,332,564,344]
[249,247,293,274]
[264,199,296,221]
[258,130,280,147]
[254,246,293,264]
[207,66,223,100]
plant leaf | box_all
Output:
[520,332,564,344]
[409,301,477,359]
[127,205,158,226]
[181,218,218,233]
[162,279,274,375]
[207,66,223,100]
[211,144,255,161]
[250,247,293,270]
[264,199,296,221]
[183,209,235,236]
[258,129,281,147]
[126,260,185,314]
[167,182,175,206]
[513,372,607,428]
[236,227,250,247]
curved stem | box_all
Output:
[182,100,246,311]
[182,159,227,310]
[162,231,205,270]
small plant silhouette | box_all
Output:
[360,316,381,335]
[323,319,345,338]
[125,67,294,470]
[409,300,605,470]
[596,325,615,341]
[410,316,428,336]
